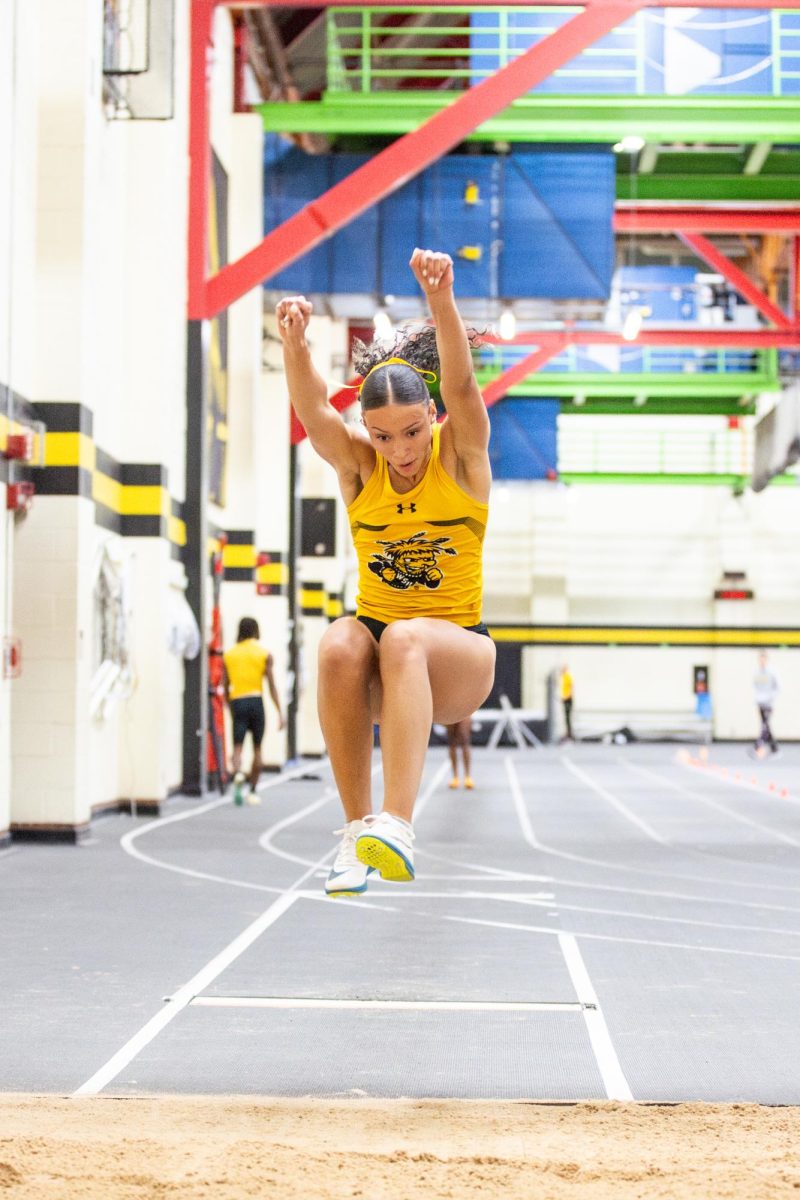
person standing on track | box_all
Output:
[223,617,285,804]
[751,650,779,759]
[446,718,474,790]
[560,663,574,743]
[277,248,495,897]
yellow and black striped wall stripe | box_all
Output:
[487,624,800,648]
[300,583,343,619]
[27,402,186,556]
[325,591,344,620]
[220,532,288,592]
[300,581,326,615]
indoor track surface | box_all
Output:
[2,743,799,1104]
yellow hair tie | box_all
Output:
[359,356,437,394]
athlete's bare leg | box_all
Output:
[377,619,495,822]
[249,746,263,793]
[317,618,380,822]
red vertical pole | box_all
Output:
[792,235,800,324]
[232,14,249,114]
[188,0,215,320]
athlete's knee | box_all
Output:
[318,619,375,680]
[378,620,427,671]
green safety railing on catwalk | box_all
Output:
[326,7,800,98]
[476,345,778,377]
[557,416,757,478]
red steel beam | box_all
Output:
[188,0,215,319]
[616,208,800,235]
[290,380,360,445]
[220,1,799,9]
[792,235,800,323]
[678,232,791,328]
[290,324,797,445]
[488,327,800,347]
[203,1,640,317]
[481,342,568,408]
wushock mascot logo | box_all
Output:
[368,531,457,590]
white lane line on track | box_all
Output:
[623,759,800,849]
[74,843,341,1096]
[512,755,800,895]
[120,760,335,890]
[258,759,448,869]
[560,756,668,844]
[558,933,633,1101]
[505,758,632,1099]
[443,910,800,963]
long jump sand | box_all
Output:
[2,1095,799,1198]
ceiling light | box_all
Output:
[621,308,643,342]
[499,304,516,341]
[613,135,646,154]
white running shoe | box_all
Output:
[325,820,375,898]
[356,812,415,882]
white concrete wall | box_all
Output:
[1,0,41,838]
[0,0,282,829]
[489,480,800,740]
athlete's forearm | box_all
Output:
[283,339,329,426]
[427,287,475,397]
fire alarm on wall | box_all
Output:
[4,431,35,461]
[2,637,21,679]
[6,481,35,513]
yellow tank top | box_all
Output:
[224,639,269,700]
[348,423,488,627]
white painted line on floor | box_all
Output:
[560,756,668,844]
[74,840,339,1096]
[507,756,800,898]
[445,910,800,963]
[191,996,585,1013]
[558,932,633,1102]
[121,762,344,892]
[625,760,800,848]
[503,757,633,1100]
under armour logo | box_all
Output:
[396,502,417,514]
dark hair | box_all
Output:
[352,324,484,411]
[237,617,260,641]
[352,326,438,412]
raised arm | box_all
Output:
[409,249,490,459]
[276,296,368,484]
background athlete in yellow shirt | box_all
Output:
[278,248,495,896]
[560,664,574,743]
[223,617,284,805]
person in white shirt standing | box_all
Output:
[751,651,779,759]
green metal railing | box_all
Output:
[558,416,755,478]
[477,345,777,377]
[327,7,800,98]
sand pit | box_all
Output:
[1,1095,799,1198]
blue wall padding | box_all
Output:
[488,399,559,480]
[263,148,614,300]
[501,155,613,298]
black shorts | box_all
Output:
[357,615,491,644]
[230,695,265,746]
